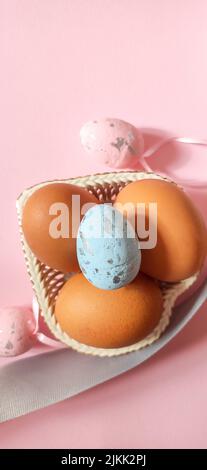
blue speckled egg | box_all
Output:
[77,204,141,290]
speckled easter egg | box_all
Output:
[80,118,144,168]
[0,307,36,357]
[77,204,141,290]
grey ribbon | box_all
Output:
[0,280,207,423]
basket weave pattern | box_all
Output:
[17,172,197,357]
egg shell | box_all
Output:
[80,118,144,168]
[0,307,36,357]
[77,204,141,290]
[22,183,98,273]
[54,273,163,349]
[115,179,207,282]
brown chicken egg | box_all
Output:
[54,273,163,349]
[114,179,207,282]
[22,183,98,273]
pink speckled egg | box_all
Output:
[80,118,144,168]
[0,307,36,357]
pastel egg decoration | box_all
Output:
[77,204,141,290]
[80,118,144,168]
[0,307,37,357]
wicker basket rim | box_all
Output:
[16,171,198,357]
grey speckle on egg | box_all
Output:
[113,276,120,284]
[5,340,13,350]
[127,145,136,154]
[111,137,125,152]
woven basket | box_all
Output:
[17,171,197,357]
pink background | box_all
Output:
[1,0,207,448]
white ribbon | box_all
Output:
[140,136,207,188]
